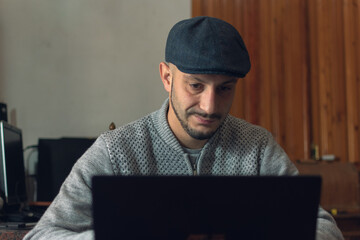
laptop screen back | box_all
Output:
[92,176,321,240]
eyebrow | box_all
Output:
[186,75,238,85]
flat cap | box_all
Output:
[165,16,251,78]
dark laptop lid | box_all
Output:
[92,176,321,240]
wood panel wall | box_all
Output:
[192,0,360,163]
[343,0,360,163]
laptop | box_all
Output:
[92,176,321,240]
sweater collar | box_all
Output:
[152,98,184,153]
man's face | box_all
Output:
[165,64,238,144]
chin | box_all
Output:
[188,127,218,140]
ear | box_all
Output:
[159,62,172,93]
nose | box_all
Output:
[199,87,217,115]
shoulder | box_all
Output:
[100,114,154,145]
[222,115,272,142]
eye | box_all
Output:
[218,85,233,92]
[190,83,200,88]
[189,83,203,91]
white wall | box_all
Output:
[0,1,191,149]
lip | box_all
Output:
[194,115,216,125]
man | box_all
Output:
[24,16,343,240]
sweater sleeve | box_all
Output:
[23,136,114,240]
[260,133,344,240]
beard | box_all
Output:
[170,82,222,140]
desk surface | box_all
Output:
[0,202,48,240]
[0,229,29,240]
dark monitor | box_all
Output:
[0,121,27,206]
[37,137,95,201]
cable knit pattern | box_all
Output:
[23,99,344,240]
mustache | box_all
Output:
[187,110,222,120]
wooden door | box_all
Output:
[192,0,360,163]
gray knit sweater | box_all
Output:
[24,99,343,240]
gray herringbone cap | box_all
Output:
[165,16,251,78]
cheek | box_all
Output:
[183,99,198,113]
[221,94,236,112]
[173,87,195,111]
[181,90,199,108]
